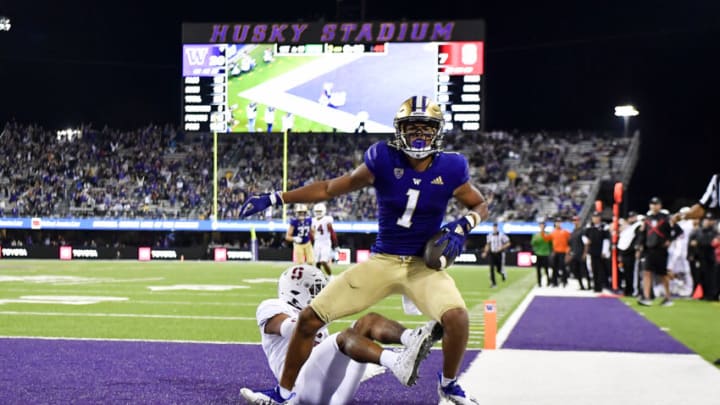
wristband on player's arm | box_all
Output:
[270,191,284,206]
[451,211,481,234]
[279,317,296,338]
[464,211,482,229]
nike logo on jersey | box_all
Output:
[431,176,444,185]
[413,178,421,185]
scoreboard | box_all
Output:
[182,20,485,133]
[182,45,228,132]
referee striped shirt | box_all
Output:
[487,232,510,253]
[700,174,720,210]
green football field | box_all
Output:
[0,260,718,365]
[0,261,534,347]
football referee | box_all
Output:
[673,174,719,221]
[482,222,511,287]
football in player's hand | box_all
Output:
[423,231,457,270]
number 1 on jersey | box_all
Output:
[396,189,420,228]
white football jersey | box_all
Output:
[668,219,694,259]
[256,298,329,381]
[312,215,334,246]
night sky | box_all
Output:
[0,0,717,213]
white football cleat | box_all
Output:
[437,372,480,404]
[388,323,434,386]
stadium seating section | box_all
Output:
[0,122,632,222]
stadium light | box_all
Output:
[614,105,639,117]
[0,16,11,32]
[614,104,638,137]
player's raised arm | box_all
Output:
[239,164,374,218]
[288,163,374,203]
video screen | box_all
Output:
[224,42,436,133]
[182,20,484,133]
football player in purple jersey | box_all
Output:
[285,204,314,264]
[240,96,487,404]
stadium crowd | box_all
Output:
[0,122,631,222]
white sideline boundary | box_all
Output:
[455,283,720,405]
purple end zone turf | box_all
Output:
[0,338,479,404]
[502,296,693,353]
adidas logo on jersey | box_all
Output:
[431,176,444,185]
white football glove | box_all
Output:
[293,236,302,244]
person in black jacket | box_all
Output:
[689,213,718,300]
[568,216,591,290]
[583,211,610,292]
[636,197,681,306]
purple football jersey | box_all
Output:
[289,217,312,244]
[364,141,470,256]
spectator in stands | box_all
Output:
[531,221,552,287]
[0,122,632,223]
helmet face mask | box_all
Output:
[277,264,328,311]
[393,96,445,159]
[313,203,326,219]
[294,204,308,218]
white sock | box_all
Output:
[441,375,456,388]
[278,386,292,399]
[400,329,413,346]
[379,349,400,368]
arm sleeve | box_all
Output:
[363,142,382,176]
[458,155,471,185]
[328,223,338,247]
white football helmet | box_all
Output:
[294,204,308,218]
[278,264,328,311]
[313,203,327,219]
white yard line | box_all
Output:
[0,311,255,321]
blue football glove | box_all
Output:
[240,191,283,217]
[435,216,475,258]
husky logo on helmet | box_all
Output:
[294,203,308,218]
[278,264,328,311]
[392,95,445,159]
[313,203,326,219]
